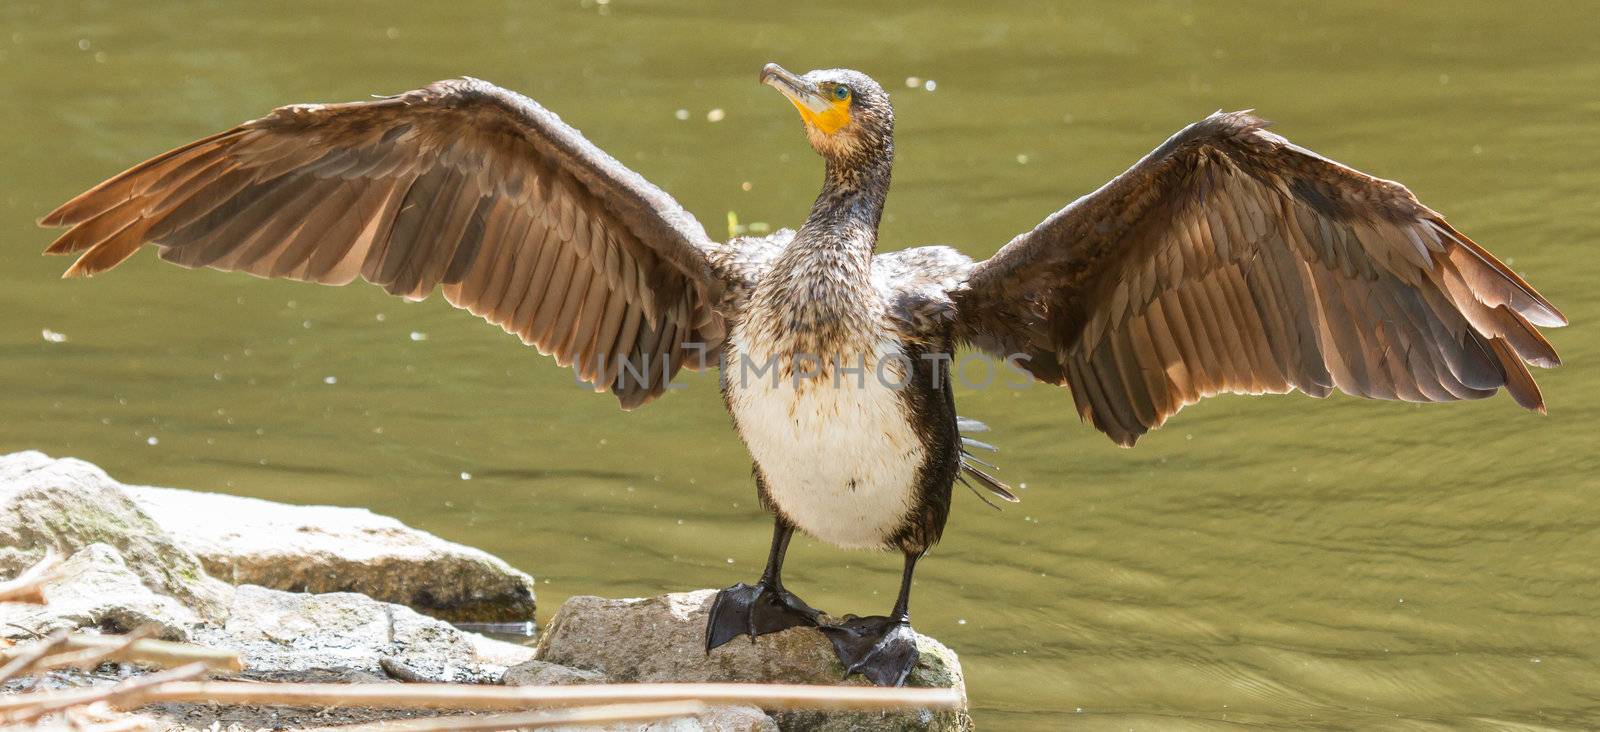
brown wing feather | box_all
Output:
[956,111,1565,446]
[40,78,729,408]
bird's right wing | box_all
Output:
[954,111,1565,446]
[41,78,728,408]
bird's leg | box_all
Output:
[704,515,823,652]
[819,552,921,686]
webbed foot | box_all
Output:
[820,614,919,686]
[705,581,823,652]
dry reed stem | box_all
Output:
[64,701,160,732]
[48,633,243,673]
[0,552,63,604]
[120,680,962,713]
[34,626,157,672]
[4,661,208,725]
[0,629,73,685]
[339,700,709,731]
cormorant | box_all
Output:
[38,64,1565,686]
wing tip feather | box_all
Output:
[1431,218,1568,327]
[62,259,97,278]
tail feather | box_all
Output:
[957,475,1004,510]
[961,436,998,452]
[962,451,1000,471]
[960,461,1018,504]
[957,416,1018,507]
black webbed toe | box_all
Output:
[705,581,823,652]
[820,614,919,686]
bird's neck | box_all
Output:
[789,151,893,268]
[752,151,893,348]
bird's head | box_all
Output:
[760,63,892,169]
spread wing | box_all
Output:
[955,111,1565,446]
[40,78,728,408]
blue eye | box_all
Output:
[833,85,851,101]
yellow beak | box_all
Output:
[761,63,851,135]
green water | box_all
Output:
[3,2,1597,728]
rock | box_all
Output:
[128,484,537,624]
[0,450,537,684]
[0,546,533,682]
[189,585,533,683]
[502,660,777,731]
[503,658,609,686]
[619,705,776,732]
[0,450,547,728]
[0,451,232,621]
[536,590,970,732]
[0,451,537,625]
[687,706,780,732]
[0,543,205,640]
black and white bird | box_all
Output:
[39,63,1564,686]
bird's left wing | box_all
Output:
[40,78,728,408]
[954,111,1565,446]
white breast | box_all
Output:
[725,334,925,549]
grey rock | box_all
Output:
[190,584,534,683]
[0,450,536,684]
[503,660,778,731]
[0,450,536,625]
[0,544,534,682]
[618,705,778,732]
[0,450,547,729]
[687,706,780,732]
[128,484,537,624]
[536,590,971,731]
[503,658,610,686]
[538,704,777,732]
[0,451,232,622]
[0,543,204,640]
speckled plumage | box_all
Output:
[711,69,962,553]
